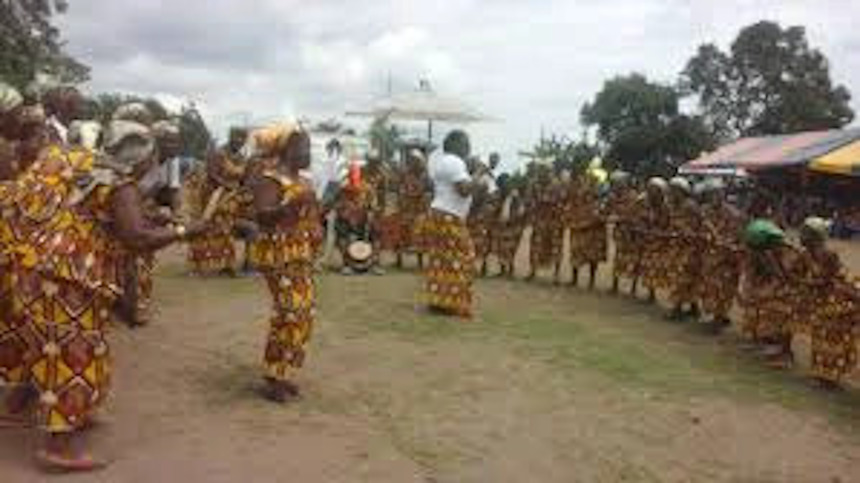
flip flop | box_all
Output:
[35,450,109,474]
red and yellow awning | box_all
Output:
[809,140,860,176]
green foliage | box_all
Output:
[0,0,89,89]
[581,73,714,177]
[531,135,597,175]
[178,103,213,159]
[369,116,401,164]
[681,20,854,139]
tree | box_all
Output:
[530,134,597,175]
[177,103,213,160]
[0,0,89,89]
[368,117,401,164]
[681,20,854,140]
[581,73,714,177]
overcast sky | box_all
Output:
[58,0,860,170]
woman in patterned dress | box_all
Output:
[186,128,247,276]
[605,172,640,295]
[6,120,204,471]
[527,167,565,283]
[493,176,525,279]
[797,218,860,390]
[569,177,607,290]
[637,178,671,303]
[396,150,432,269]
[422,130,486,318]
[697,181,744,332]
[664,177,703,320]
[738,224,804,368]
[249,124,323,402]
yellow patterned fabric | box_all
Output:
[740,246,804,343]
[698,204,744,319]
[568,183,607,268]
[638,197,671,291]
[529,185,564,270]
[422,210,476,317]
[606,187,641,280]
[1,145,122,433]
[664,200,703,305]
[250,172,322,382]
[797,249,860,383]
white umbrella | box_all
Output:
[347,80,492,141]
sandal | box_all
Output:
[35,450,108,474]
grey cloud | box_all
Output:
[56,0,860,162]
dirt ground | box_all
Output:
[2,238,860,482]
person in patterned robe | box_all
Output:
[395,149,432,269]
[568,176,607,290]
[421,130,485,318]
[697,181,744,332]
[636,178,671,303]
[4,120,204,471]
[797,218,860,390]
[605,172,640,295]
[492,175,525,279]
[1,85,50,423]
[248,124,323,403]
[363,152,394,270]
[186,128,247,276]
[527,167,565,283]
[664,177,703,320]
[334,160,384,275]
[467,162,500,277]
[739,227,804,369]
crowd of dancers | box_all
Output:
[1,81,859,473]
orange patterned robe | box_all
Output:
[698,203,744,319]
[186,150,244,274]
[422,210,476,317]
[249,172,323,382]
[665,199,703,306]
[568,182,607,268]
[529,184,564,271]
[3,146,123,433]
[396,169,431,254]
[606,186,641,280]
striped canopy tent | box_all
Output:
[809,140,860,176]
[680,128,860,176]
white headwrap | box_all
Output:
[669,176,692,195]
[104,120,156,170]
[0,83,23,114]
[68,121,103,150]
[647,177,668,191]
[112,102,154,126]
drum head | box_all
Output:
[347,240,373,262]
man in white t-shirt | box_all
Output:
[422,130,488,318]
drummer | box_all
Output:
[333,157,384,275]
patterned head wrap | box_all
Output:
[104,120,156,170]
[246,122,303,159]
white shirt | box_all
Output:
[430,152,472,220]
[139,157,182,194]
